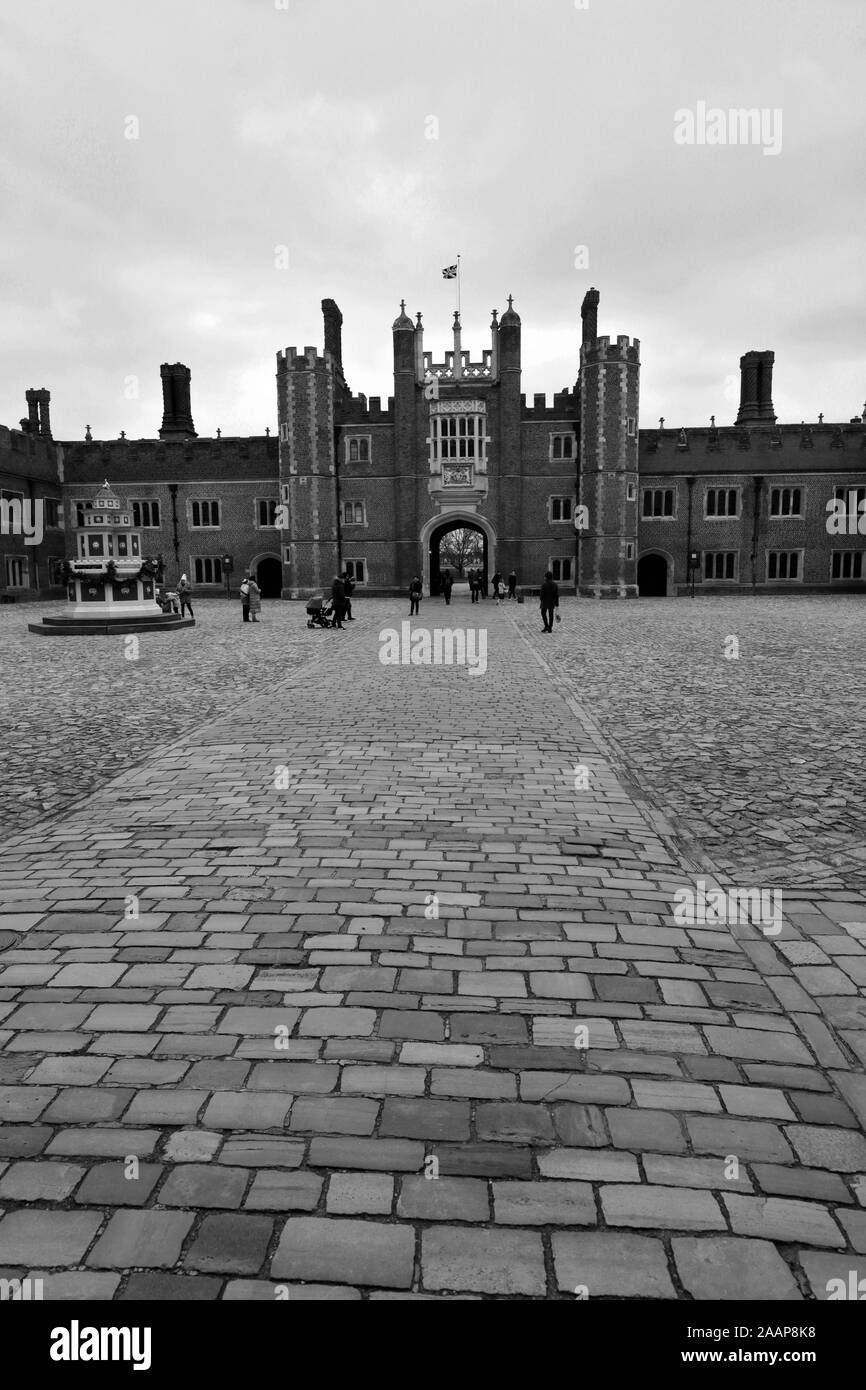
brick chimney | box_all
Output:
[24,388,51,437]
[321,299,343,373]
[581,287,600,347]
[736,350,776,425]
[159,364,197,440]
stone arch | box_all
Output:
[419,511,497,594]
[637,549,673,597]
[249,551,283,599]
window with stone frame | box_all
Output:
[344,558,366,583]
[190,500,220,528]
[550,434,575,460]
[549,496,573,522]
[767,550,802,581]
[703,551,738,581]
[705,487,739,518]
[347,436,371,464]
[642,487,675,518]
[831,551,864,581]
[769,486,802,517]
[256,498,278,528]
[193,556,223,584]
[550,557,572,582]
[432,414,484,464]
[343,502,366,525]
[5,555,29,588]
[131,499,161,528]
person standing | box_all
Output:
[342,570,355,620]
[469,568,479,605]
[240,572,251,622]
[491,571,503,602]
[248,576,262,623]
[539,570,559,633]
[409,576,422,616]
[442,570,453,606]
[177,573,194,619]
[331,574,346,628]
[508,570,517,600]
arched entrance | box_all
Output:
[254,555,283,598]
[420,512,496,595]
[637,552,669,597]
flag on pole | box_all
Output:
[442,264,458,279]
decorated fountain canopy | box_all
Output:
[29,479,193,635]
[74,481,142,568]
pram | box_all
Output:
[157,586,180,615]
[306,595,335,628]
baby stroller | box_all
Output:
[156,585,180,615]
[306,595,335,629]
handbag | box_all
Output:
[555,612,562,623]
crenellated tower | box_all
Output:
[578,288,640,597]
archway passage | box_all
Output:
[429,520,487,595]
[637,553,668,597]
[256,556,283,598]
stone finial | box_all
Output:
[710,414,715,427]
[818,412,824,424]
[85,425,92,442]
[265,426,270,436]
[216,428,221,438]
[659,417,665,430]
[119,430,126,440]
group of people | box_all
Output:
[329,571,356,628]
[468,568,518,603]
[168,562,559,631]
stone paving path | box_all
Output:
[0,597,865,1299]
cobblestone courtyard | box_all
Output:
[0,594,864,1299]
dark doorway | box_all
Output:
[256,556,282,598]
[429,521,487,594]
[637,553,668,597]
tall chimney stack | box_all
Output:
[24,388,52,438]
[159,363,197,440]
[321,299,343,373]
[581,287,600,347]
[736,350,775,425]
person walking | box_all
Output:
[480,568,489,599]
[240,572,251,622]
[491,571,503,602]
[331,574,347,629]
[342,570,355,620]
[469,568,479,605]
[248,576,262,623]
[539,570,559,633]
[508,570,518,600]
[441,570,453,606]
[177,573,194,619]
[409,576,422,616]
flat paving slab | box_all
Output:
[0,594,863,1298]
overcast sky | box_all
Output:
[1,0,863,442]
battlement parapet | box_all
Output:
[276,347,333,372]
[422,348,496,382]
[520,390,578,419]
[584,335,640,363]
